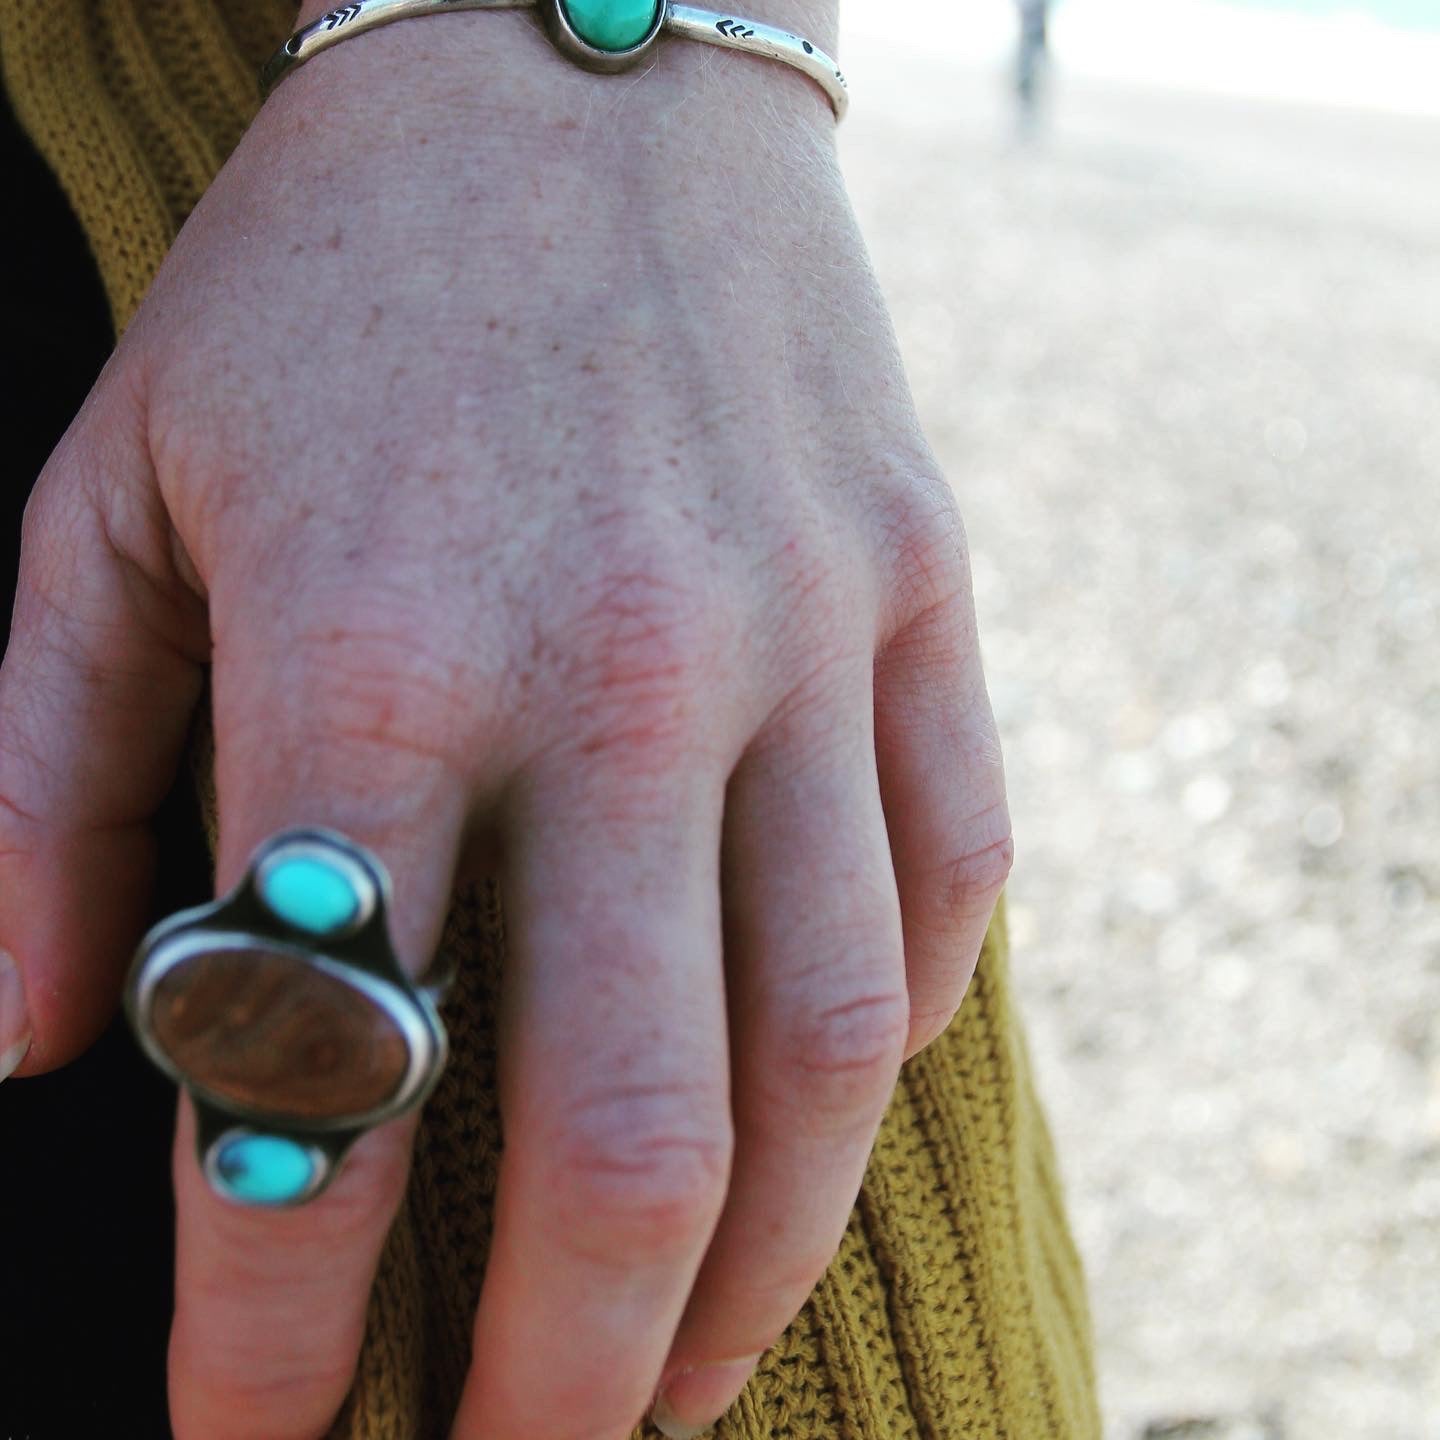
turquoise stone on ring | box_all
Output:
[562,0,660,50]
[259,853,360,936]
[213,1133,318,1205]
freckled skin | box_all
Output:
[0,8,1012,1440]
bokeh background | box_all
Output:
[837,2,1439,1436]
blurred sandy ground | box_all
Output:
[836,4,1440,1437]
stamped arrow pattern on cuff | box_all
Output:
[324,3,365,30]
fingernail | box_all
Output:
[0,950,32,1082]
[650,1354,761,1440]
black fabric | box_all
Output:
[0,83,205,1439]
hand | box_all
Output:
[0,11,1012,1438]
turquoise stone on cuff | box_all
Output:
[259,853,360,936]
[213,1133,319,1205]
[561,0,660,50]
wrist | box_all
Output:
[230,0,856,302]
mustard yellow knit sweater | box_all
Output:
[0,5,1102,1437]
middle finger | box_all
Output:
[451,737,734,1439]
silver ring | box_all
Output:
[259,0,848,120]
[125,827,448,1207]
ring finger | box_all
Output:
[651,659,909,1437]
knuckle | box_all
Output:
[563,566,730,759]
[917,824,1016,933]
[541,1081,734,1262]
[870,471,975,632]
[770,985,910,1125]
[263,603,480,777]
[904,823,1019,944]
[792,990,911,1079]
[16,482,96,619]
[573,566,724,680]
[14,448,206,667]
[16,477,64,565]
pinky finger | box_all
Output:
[873,585,1014,1060]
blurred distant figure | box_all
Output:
[1015,0,1050,130]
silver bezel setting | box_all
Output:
[124,826,451,1205]
[538,0,667,73]
[127,927,445,1134]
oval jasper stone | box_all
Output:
[562,0,659,51]
[149,947,411,1119]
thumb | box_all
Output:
[0,365,207,1077]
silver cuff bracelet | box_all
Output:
[260,0,849,120]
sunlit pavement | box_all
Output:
[839,31,1440,1440]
